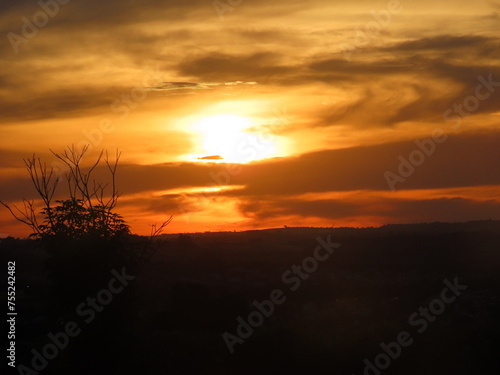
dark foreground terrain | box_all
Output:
[1,221,500,374]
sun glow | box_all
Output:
[193,114,277,163]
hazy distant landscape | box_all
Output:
[2,220,499,374]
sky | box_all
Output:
[1,0,500,236]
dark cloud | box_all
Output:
[387,62,500,124]
[237,28,290,42]
[2,128,500,206]
[237,195,500,224]
[228,130,500,195]
[0,87,122,122]
[309,58,412,78]
[310,57,500,126]
[4,25,500,127]
[198,155,223,160]
[147,81,258,96]
[383,35,494,52]
[0,149,55,168]
[299,34,500,127]
[177,52,294,82]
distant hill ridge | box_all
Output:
[157,219,500,239]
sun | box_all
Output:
[194,114,277,163]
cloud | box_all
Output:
[146,81,259,97]
[308,53,500,126]
[0,87,122,122]
[176,52,294,82]
[382,35,494,52]
[197,155,223,160]
[4,128,499,204]
[4,7,499,128]
[236,194,500,224]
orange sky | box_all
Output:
[1,0,500,236]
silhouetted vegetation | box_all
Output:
[1,146,170,312]
[2,221,500,374]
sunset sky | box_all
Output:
[1,0,500,236]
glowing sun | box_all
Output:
[194,114,277,163]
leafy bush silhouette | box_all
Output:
[40,198,129,239]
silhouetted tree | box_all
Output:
[1,145,171,311]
